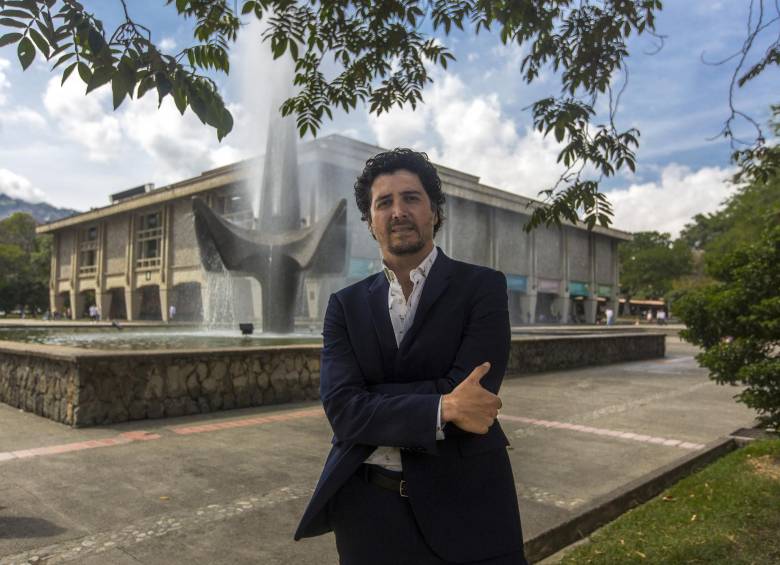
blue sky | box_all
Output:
[0,1,776,237]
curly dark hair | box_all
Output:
[354,148,446,235]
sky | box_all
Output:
[0,1,777,238]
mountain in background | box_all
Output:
[0,193,79,224]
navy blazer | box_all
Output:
[294,249,523,563]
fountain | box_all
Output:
[192,114,348,333]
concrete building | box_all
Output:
[36,135,631,325]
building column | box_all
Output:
[555,292,570,325]
[160,287,171,322]
[528,222,537,324]
[558,227,570,324]
[125,214,136,321]
[51,291,65,318]
[70,289,84,319]
[98,291,112,321]
[611,239,621,319]
[49,233,59,316]
[587,232,597,324]
[519,293,537,325]
[125,288,139,321]
[584,297,598,324]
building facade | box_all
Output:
[37,135,631,326]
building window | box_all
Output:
[136,211,162,269]
[79,226,98,275]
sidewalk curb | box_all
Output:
[523,436,738,563]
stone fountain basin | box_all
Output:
[0,332,664,427]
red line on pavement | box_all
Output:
[0,431,161,462]
[0,407,325,464]
[498,414,705,450]
[168,407,324,435]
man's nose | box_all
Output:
[390,201,408,219]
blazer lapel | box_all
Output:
[399,248,453,350]
[367,273,398,371]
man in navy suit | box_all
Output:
[295,149,527,564]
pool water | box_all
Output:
[0,327,321,350]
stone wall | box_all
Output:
[507,333,665,374]
[0,351,79,423]
[0,333,664,427]
[0,343,321,427]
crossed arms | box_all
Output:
[320,270,510,452]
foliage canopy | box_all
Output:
[679,169,780,267]
[2,1,777,230]
[0,212,51,314]
[618,231,692,299]
[675,218,780,429]
[1,0,660,229]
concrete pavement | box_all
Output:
[0,338,756,564]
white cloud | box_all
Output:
[369,72,566,199]
[43,76,122,161]
[608,164,737,237]
[159,37,177,51]
[0,168,49,202]
[40,70,248,183]
[121,95,247,183]
[0,106,46,128]
[0,57,10,105]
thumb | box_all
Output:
[467,362,491,384]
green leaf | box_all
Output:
[61,61,77,84]
[0,17,27,28]
[51,50,74,69]
[172,84,187,115]
[0,9,32,19]
[86,28,105,55]
[155,73,173,104]
[111,74,127,109]
[136,75,156,99]
[86,65,112,93]
[77,61,92,84]
[117,57,136,97]
[28,26,49,58]
[0,32,22,47]
[17,35,35,70]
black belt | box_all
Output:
[360,464,408,497]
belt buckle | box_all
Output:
[399,479,408,498]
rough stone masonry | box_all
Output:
[0,333,663,427]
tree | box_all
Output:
[0,212,51,314]
[618,231,692,299]
[0,1,776,230]
[675,217,780,430]
[679,173,780,265]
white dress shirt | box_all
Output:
[364,246,444,471]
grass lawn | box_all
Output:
[559,439,780,565]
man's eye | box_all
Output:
[376,200,389,208]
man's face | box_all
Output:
[368,169,437,258]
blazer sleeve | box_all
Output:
[319,293,441,452]
[436,269,511,397]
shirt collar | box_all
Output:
[382,246,438,285]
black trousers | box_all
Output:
[329,466,528,565]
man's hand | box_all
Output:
[441,362,502,434]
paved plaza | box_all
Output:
[0,338,756,564]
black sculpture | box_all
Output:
[193,114,347,333]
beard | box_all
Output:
[386,223,426,255]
